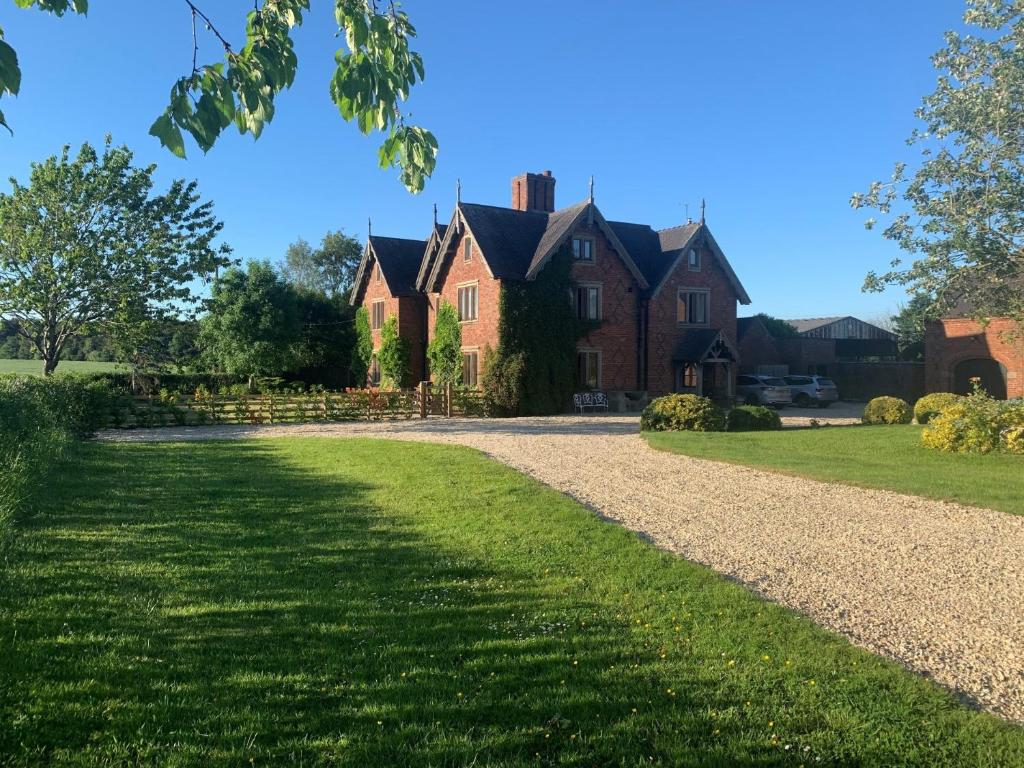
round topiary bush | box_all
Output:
[862,396,912,425]
[640,394,725,432]
[913,392,962,425]
[726,405,782,432]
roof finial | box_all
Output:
[700,198,706,224]
[368,217,372,238]
[456,178,462,204]
[433,203,438,226]
[588,175,594,204]
[684,202,691,224]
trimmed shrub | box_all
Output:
[913,392,962,425]
[922,391,1024,454]
[862,396,912,425]
[0,376,117,546]
[641,394,725,432]
[727,405,782,432]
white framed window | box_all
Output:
[577,349,600,389]
[572,236,594,262]
[676,289,709,326]
[371,300,385,330]
[574,284,602,321]
[463,237,473,263]
[461,349,479,388]
[688,247,701,271]
[457,282,478,322]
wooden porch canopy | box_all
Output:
[672,329,739,365]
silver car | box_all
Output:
[783,375,839,408]
[736,374,792,407]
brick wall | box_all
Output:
[646,242,739,396]
[430,229,502,383]
[359,257,399,360]
[925,318,1024,399]
[570,219,641,390]
[737,321,779,374]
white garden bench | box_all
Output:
[573,391,609,414]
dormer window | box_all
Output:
[572,237,594,262]
[463,237,473,263]
[688,247,701,271]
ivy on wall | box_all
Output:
[351,305,372,385]
[484,245,596,415]
[427,299,462,385]
[378,315,411,389]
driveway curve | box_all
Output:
[99,416,1024,723]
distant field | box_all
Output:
[0,358,124,376]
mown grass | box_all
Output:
[0,358,123,376]
[645,424,1024,516]
[1,438,1021,766]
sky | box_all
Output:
[0,0,969,322]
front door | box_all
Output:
[702,362,732,401]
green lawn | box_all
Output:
[0,358,123,376]
[645,425,1024,516]
[1,439,1020,766]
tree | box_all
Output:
[891,294,938,361]
[351,305,372,385]
[427,299,462,385]
[0,139,231,376]
[852,0,1024,323]
[283,230,362,299]
[199,260,300,385]
[377,315,409,389]
[1,1,436,192]
[754,313,798,338]
[292,289,356,385]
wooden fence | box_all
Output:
[108,383,489,429]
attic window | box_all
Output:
[688,248,701,271]
[464,237,473,263]
[572,237,594,262]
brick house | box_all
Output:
[925,316,1024,399]
[353,170,751,404]
[350,235,429,384]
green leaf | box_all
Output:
[149,112,186,159]
[0,39,20,96]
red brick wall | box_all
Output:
[430,230,502,383]
[569,219,642,390]
[925,318,1024,399]
[737,321,779,374]
[646,242,739,396]
[359,257,399,357]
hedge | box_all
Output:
[727,405,782,432]
[0,376,116,546]
[921,391,1024,454]
[640,394,725,432]
[913,392,962,425]
[862,396,913,425]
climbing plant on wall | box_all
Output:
[484,245,596,415]
[378,315,410,389]
[351,305,372,385]
[427,299,462,385]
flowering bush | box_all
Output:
[913,392,962,424]
[726,405,782,432]
[640,394,725,432]
[921,386,1024,454]
[862,396,912,425]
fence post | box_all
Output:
[419,381,428,419]
[445,382,453,418]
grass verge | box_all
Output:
[1,438,1020,766]
[645,424,1024,515]
[0,358,123,376]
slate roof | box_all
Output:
[368,235,426,295]
[736,316,760,341]
[672,328,726,362]
[607,220,675,287]
[456,203,550,280]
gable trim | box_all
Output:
[651,224,751,305]
[526,202,650,289]
[425,206,496,293]
[350,241,393,306]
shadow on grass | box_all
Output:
[0,440,773,767]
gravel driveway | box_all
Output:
[99,416,1024,723]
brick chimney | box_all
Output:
[511,170,556,213]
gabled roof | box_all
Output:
[786,316,847,334]
[415,223,448,291]
[607,220,676,287]
[350,235,426,305]
[672,328,739,362]
[736,315,766,342]
[527,201,649,288]
[652,223,751,305]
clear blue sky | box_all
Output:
[1,1,967,321]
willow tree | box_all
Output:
[852,0,1024,322]
[0,1,436,191]
[0,139,231,376]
